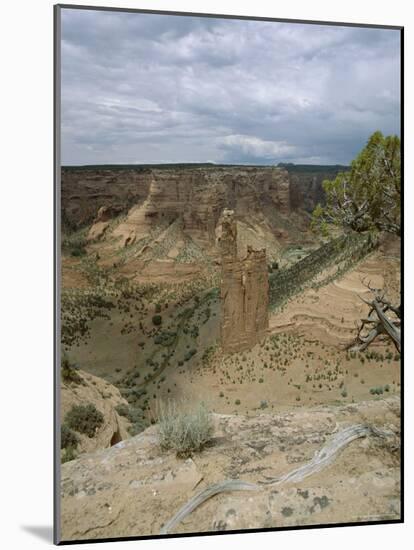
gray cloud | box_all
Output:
[60,8,401,165]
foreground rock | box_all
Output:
[61,369,131,456]
[60,395,400,541]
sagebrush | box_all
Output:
[158,400,213,457]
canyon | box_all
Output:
[59,163,401,542]
[62,164,346,235]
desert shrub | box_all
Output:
[370,386,384,395]
[184,348,197,361]
[202,345,215,365]
[61,354,82,385]
[61,424,79,450]
[152,314,162,326]
[190,325,199,338]
[61,446,78,464]
[115,403,147,436]
[62,232,87,257]
[154,331,176,346]
[235,399,241,405]
[155,303,162,313]
[71,246,86,257]
[65,404,104,438]
[158,400,213,458]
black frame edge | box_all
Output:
[56,3,403,30]
[53,3,62,546]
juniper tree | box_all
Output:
[312,131,400,236]
[312,131,401,352]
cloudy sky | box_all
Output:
[60,8,401,166]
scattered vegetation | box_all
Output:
[65,404,104,438]
[269,233,375,310]
[61,424,80,463]
[61,424,79,450]
[61,353,83,385]
[115,403,147,436]
[152,314,162,326]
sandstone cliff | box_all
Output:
[62,166,290,237]
[61,168,151,230]
[218,209,269,353]
[60,395,400,541]
[110,167,290,248]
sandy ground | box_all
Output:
[63,242,400,425]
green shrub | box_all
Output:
[158,400,213,458]
[152,315,162,326]
[369,386,384,395]
[115,403,146,436]
[61,424,79,450]
[61,446,78,463]
[154,331,176,346]
[235,399,241,405]
[71,246,86,257]
[61,354,83,385]
[62,233,87,258]
[65,404,104,438]
[184,348,197,361]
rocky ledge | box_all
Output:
[60,395,400,541]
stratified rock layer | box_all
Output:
[218,209,269,353]
[63,167,290,244]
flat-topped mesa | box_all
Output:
[219,210,269,353]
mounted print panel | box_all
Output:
[54,4,403,544]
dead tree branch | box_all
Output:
[348,281,401,353]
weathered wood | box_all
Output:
[159,480,260,535]
[160,424,393,534]
[348,282,401,353]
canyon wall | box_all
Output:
[61,168,152,230]
[111,167,290,247]
[61,166,290,239]
[286,166,348,212]
[61,165,347,235]
[219,209,269,353]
